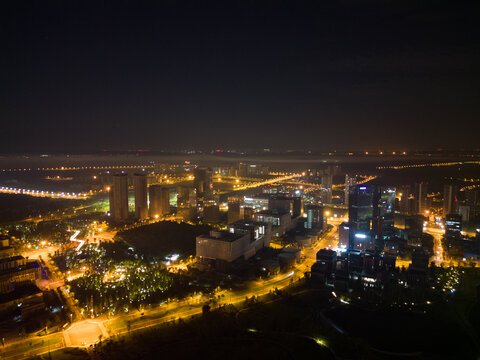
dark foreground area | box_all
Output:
[46,278,480,360]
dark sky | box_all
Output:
[1,0,479,153]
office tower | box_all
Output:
[443,184,458,217]
[149,185,170,218]
[414,182,429,214]
[376,186,396,238]
[228,197,244,224]
[321,174,333,203]
[133,173,148,220]
[194,167,213,203]
[305,204,323,230]
[110,174,129,221]
[348,185,379,250]
[465,189,480,220]
[344,174,357,206]
[444,213,463,259]
[292,196,303,218]
[396,185,415,215]
[445,213,462,238]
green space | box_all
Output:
[114,221,211,259]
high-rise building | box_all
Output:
[305,204,323,230]
[177,185,196,208]
[203,203,220,224]
[457,205,470,222]
[348,185,379,250]
[445,213,462,238]
[133,173,148,220]
[194,167,213,204]
[344,174,357,206]
[465,189,480,220]
[292,196,303,218]
[443,184,459,217]
[149,185,170,218]
[110,174,129,221]
[227,197,244,224]
[396,185,416,215]
[415,182,429,215]
[177,185,196,221]
[375,186,396,241]
[444,213,463,258]
[321,174,333,204]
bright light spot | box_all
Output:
[314,338,327,347]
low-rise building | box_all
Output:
[254,209,292,236]
[196,221,271,266]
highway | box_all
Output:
[0,186,89,199]
[0,227,338,359]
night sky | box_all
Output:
[2,1,479,153]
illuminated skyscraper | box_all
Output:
[348,184,379,250]
[344,174,357,206]
[133,173,148,220]
[110,174,129,221]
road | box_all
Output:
[1,227,338,359]
[425,226,445,264]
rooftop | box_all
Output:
[198,230,245,243]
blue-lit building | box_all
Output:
[348,185,378,250]
[348,184,396,251]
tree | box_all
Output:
[202,304,210,315]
